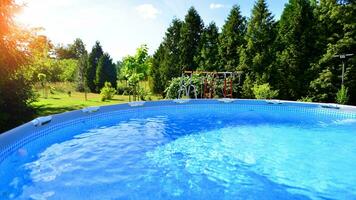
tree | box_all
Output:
[195,22,220,71]
[120,45,150,99]
[309,69,338,102]
[311,0,356,104]
[151,19,183,95]
[275,0,317,100]
[179,7,204,71]
[150,44,165,95]
[70,38,87,59]
[77,52,89,93]
[219,5,246,72]
[0,0,36,132]
[95,53,117,91]
[86,41,104,92]
[239,0,277,97]
[55,38,86,60]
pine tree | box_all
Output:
[240,0,277,97]
[70,38,87,59]
[95,53,117,91]
[86,41,104,92]
[150,44,165,95]
[77,52,88,92]
[275,0,317,100]
[179,7,204,71]
[195,22,220,71]
[308,1,355,104]
[219,5,246,72]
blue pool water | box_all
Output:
[0,103,356,199]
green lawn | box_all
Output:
[32,91,160,116]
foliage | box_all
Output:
[95,53,117,91]
[275,0,317,100]
[165,77,185,99]
[179,7,204,71]
[252,83,279,99]
[100,82,116,101]
[25,55,78,83]
[151,19,183,95]
[0,0,37,132]
[87,41,104,92]
[55,38,87,59]
[195,22,220,71]
[336,85,349,104]
[137,87,152,101]
[164,75,237,99]
[219,5,246,72]
[120,45,150,100]
[312,0,356,104]
[309,69,337,102]
[77,52,89,92]
[298,96,313,103]
[239,0,277,91]
[116,81,130,95]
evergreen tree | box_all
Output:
[240,0,277,98]
[150,44,165,95]
[275,0,317,100]
[87,41,104,92]
[70,38,87,59]
[55,38,86,59]
[162,19,183,83]
[309,68,338,102]
[150,18,183,95]
[77,52,88,92]
[195,22,220,71]
[179,7,204,71]
[219,5,246,72]
[309,0,355,104]
[95,53,117,91]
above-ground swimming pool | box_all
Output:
[0,100,356,200]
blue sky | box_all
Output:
[16,0,288,61]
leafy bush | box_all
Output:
[336,85,349,105]
[252,83,279,99]
[165,76,202,99]
[100,82,116,101]
[298,96,313,102]
[25,57,78,83]
[116,81,131,95]
[138,87,151,101]
[165,77,184,99]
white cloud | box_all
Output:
[135,4,160,20]
[209,3,224,9]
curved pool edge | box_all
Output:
[1,99,356,164]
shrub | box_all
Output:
[252,83,279,99]
[165,75,203,99]
[137,87,152,101]
[100,82,116,101]
[116,81,131,95]
[298,96,313,102]
[336,85,349,105]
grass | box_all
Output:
[32,82,161,116]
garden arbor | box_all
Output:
[178,71,243,99]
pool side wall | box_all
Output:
[1,99,356,164]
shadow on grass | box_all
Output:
[33,104,86,116]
